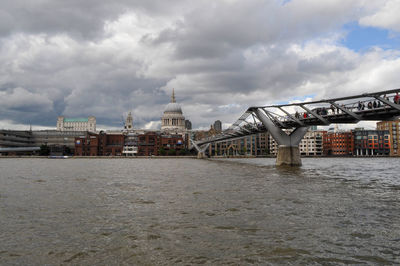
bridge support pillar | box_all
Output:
[197,151,206,159]
[276,146,302,166]
[190,140,210,159]
[254,108,308,166]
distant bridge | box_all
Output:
[193,88,400,165]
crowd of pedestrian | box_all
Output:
[290,92,400,121]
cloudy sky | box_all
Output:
[1,0,400,130]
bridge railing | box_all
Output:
[252,89,400,128]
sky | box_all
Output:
[1,0,400,131]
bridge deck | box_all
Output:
[196,88,400,145]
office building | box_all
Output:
[353,129,390,156]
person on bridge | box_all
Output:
[383,94,390,109]
[394,92,400,104]
[357,101,362,111]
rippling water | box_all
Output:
[0,158,400,265]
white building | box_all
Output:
[269,129,324,156]
[57,116,96,132]
[161,89,186,132]
[299,130,324,156]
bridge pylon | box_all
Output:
[190,140,210,159]
[254,108,308,166]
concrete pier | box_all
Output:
[276,146,302,166]
[197,152,206,159]
[191,140,209,159]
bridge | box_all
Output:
[193,88,400,166]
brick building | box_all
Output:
[137,132,160,156]
[104,134,124,156]
[376,120,400,156]
[323,131,354,156]
[160,134,184,155]
[75,132,124,156]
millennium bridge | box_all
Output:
[192,88,400,166]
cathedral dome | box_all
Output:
[164,102,182,114]
[161,88,186,132]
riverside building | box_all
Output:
[299,130,325,156]
[323,131,354,156]
[32,130,88,155]
[353,129,390,156]
[269,129,325,156]
[376,120,400,156]
[205,132,269,156]
[0,130,34,148]
[57,116,96,132]
[75,132,124,156]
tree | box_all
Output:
[39,144,50,156]
[64,146,72,155]
[159,147,166,156]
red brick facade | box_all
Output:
[136,132,185,156]
[137,132,160,156]
[160,134,184,155]
[75,132,124,156]
[75,131,186,156]
[323,132,354,156]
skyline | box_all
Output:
[1,1,400,131]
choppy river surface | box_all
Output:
[1,158,400,265]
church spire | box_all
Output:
[171,88,176,103]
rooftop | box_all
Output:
[64,118,89,122]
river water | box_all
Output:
[0,158,399,265]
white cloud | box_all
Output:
[359,0,400,32]
[0,87,53,111]
[144,120,161,130]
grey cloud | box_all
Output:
[0,0,187,39]
[152,0,365,60]
[0,0,398,130]
[298,50,357,74]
